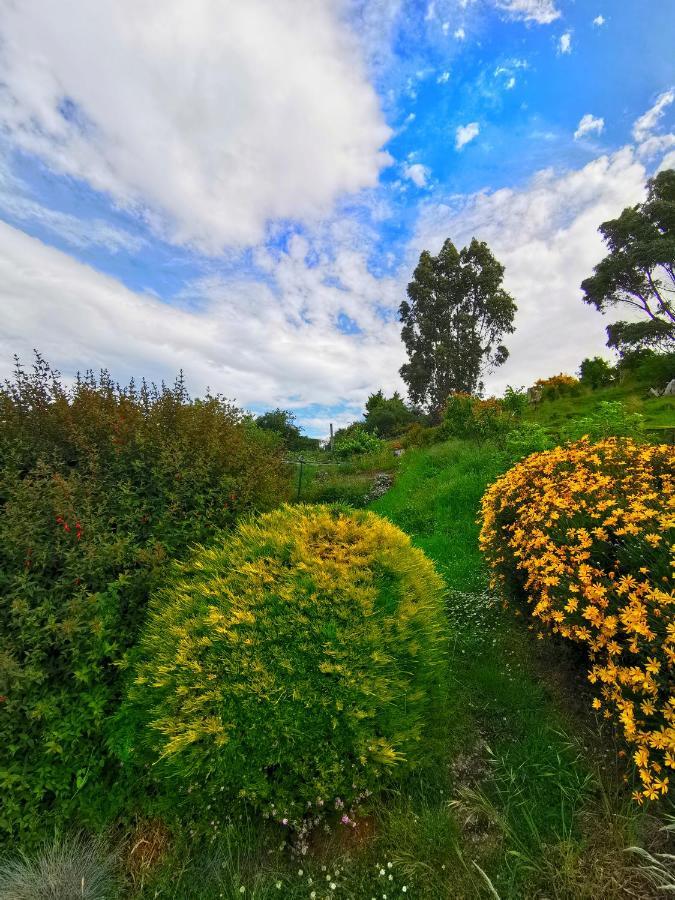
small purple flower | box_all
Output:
[341,815,350,825]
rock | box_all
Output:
[364,472,393,503]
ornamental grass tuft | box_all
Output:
[123,504,448,824]
[479,438,674,803]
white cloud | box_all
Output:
[632,89,675,142]
[454,27,466,39]
[442,21,450,34]
[437,71,451,84]
[559,32,572,54]
[505,76,516,89]
[0,0,391,254]
[402,163,430,188]
[0,220,408,434]
[455,122,480,150]
[593,14,605,26]
[574,113,605,141]
[637,133,675,159]
[493,0,561,25]
[412,148,649,393]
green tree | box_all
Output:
[363,390,417,437]
[578,356,614,389]
[399,238,517,415]
[581,169,675,353]
[254,408,318,450]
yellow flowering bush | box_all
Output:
[479,438,675,802]
[123,504,447,824]
[533,373,581,400]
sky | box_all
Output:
[0,0,673,436]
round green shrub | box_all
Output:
[125,504,447,823]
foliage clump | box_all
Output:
[561,400,645,443]
[399,238,516,414]
[0,355,285,843]
[124,504,447,824]
[333,424,384,457]
[581,168,675,353]
[444,392,509,443]
[480,438,674,802]
[578,356,615,389]
[532,373,581,401]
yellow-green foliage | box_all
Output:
[125,504,448,823]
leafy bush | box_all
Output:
[480,438,674,803]
[0,833,120,899]
[0,356,286,844]
[533,373,582,401]
[400,422,448,448]
[561,401,645,443]
[616,349,675,389]
[123,504,448,825]
[502,385,528,417]
[444,393,509,443]
[333,425,384,457]
[503,423,553,463]
[363,391,418,438]
[579,356,615,389]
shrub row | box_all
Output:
[480,438,674,802]
[0,357,287,843]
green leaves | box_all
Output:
[581,168,675,353]
[399,238,517,414]
[0,356,287,846]
[123,504,448,827]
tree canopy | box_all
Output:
[581,168,675,353]
[399,238,517,414]
[254,408,318,450]
[363,390,418,437]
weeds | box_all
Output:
[0,833,121,900]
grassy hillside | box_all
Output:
[131,437,669,899]
[525,381,675,435]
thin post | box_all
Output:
[329,423,334,453]
[296,457,305,501]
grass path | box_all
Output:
[369,440,656,899]
[139,439,659,899]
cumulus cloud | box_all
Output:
[437,71,451,83]
[493,0,561,25]
[455,122,480,150]
[0,221,407,433]
[559,31,572,54]
[412,148,649,393]
[593,14,605,26]
[403,163,430,187]
[454,27,466,39]
[0,0,391,253]
[574,114,605,141]
[632,88,675,142]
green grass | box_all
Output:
[131,437,665,899]
[525,382,675,434]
